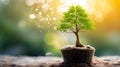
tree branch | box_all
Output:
[76,24,79,33]
[70,29,76,33]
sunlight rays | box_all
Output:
[58,0,88,12]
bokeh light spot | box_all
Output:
[29,14,36,19]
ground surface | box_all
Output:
[0,55,120,67]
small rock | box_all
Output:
[46,52,53,56]
[104,59,111,61]
[10,64,16,67]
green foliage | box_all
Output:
[57,5,94,32]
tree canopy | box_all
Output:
[57,5,94,32]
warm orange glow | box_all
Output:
[58,0,120,31]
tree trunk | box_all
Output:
[75,32,84,47]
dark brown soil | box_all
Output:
[0,55,120,67]
[61,46,95,64]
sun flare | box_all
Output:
[58,0,88,12]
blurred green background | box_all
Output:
[0,0,120,56]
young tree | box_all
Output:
[57,5,94,47]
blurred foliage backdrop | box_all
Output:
[0,0,120,56]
